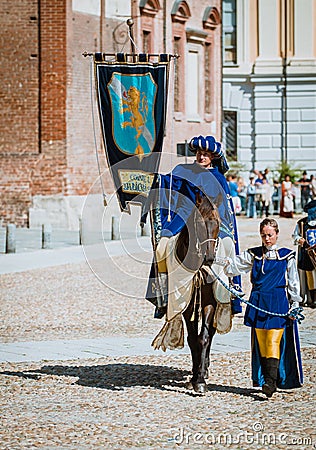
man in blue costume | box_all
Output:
[145,135,243,320]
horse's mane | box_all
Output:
[195,192,220,223]
[175,192,220,271]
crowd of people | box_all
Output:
[227,169,316,219]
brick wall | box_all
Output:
[65,12,124,196]
[0,0,68,226]
[0,1,115,226]
[40,0,67,143]
[0,0,223,227]
[0,0,39,153]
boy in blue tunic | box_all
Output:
[224,218,303,397]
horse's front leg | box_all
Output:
[195,284,217,394]
[198,305,216,382]
[183,299,200,385]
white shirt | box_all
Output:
[224,244,302,305]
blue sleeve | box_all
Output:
[159,174,197,237]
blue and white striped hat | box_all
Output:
[189,135,223,159]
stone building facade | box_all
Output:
[222,0,316,176]
[0,0,222,228]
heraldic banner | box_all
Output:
[94,53,171,212]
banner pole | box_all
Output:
[126,18,136,62]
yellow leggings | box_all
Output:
[255,328,284,359]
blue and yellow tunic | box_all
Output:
[225,244,301,327]
[245,246,296,329]
[225,245,303,388]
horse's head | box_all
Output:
[195,192,220,265]
[175,192,220,271]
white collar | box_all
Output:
[265,244,278,251]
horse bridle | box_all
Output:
[192,195,220,259]
[199,237,219,248]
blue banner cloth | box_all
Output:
[95,57,170,211]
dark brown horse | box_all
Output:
[175,192,220,394]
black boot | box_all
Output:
[260,356,267,383]
[262,358,279,398]
[157,272,168,313]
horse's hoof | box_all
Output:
[193,383,207,395]
[185,381,194,390]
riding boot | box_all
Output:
[157,272,168,315]
[262,357,279,398]
[260,357,267,383]
[310,290,316,309]
[231,297,242,315]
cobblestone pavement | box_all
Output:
[0,216,315,449]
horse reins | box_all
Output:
[199,237,218,247]
[209,266,305,323]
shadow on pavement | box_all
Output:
[1,363,265,400]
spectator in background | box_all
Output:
[237,176,247,214]
[254,170,264,186]
[272,180,281,215]
[229,174,242,215]
[280,174,294,218]
[247,175,257,218]
[297,171,311,210]
[310,174,316,200]
[260,177,272,218]
[263,168,273,188]
[254,171,264,215]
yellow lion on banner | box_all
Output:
[121,86,148,141]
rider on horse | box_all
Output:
[145,135,243,341]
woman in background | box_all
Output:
[280,174,294,218]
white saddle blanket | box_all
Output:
[152,235,235,351]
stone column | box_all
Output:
[5,224,16,254]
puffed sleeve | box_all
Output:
[292,223,302,246]
[224,250,254,277]
[287,256,302,305]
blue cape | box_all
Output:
[159,163,236,242]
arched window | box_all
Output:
[223,0,237,65]
[171,0,190,24]
[202,6,221,31]
[139,0,161,54]
[171,1,191,114]
[203,7,221,117]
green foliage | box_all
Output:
[274,161,303,183]
[226,160,246,177]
